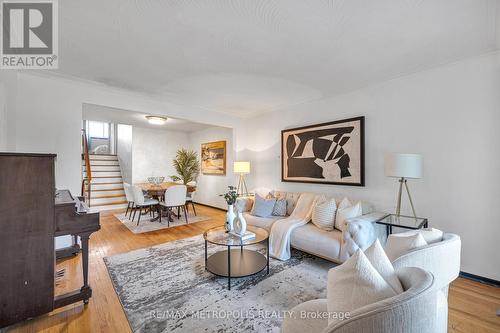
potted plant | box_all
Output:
[170,149,200,185]
[220,186,238,231]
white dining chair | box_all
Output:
[130,185,159,226]
[185,181,197,216]
[159,185,188,226]
[123,183,136,218]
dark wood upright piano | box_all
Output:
[0,153,100,328]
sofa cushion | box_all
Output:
[251,194,276,217]
[332,197,374,215]
[385,232,428,261]
[291,223,342,261]
[311,197,337,231]
[334,198,362,231]
[392,228,444,244]
[272,191,301,216]
[365,239,404,294]
[235,196,254,213]
[243,212,281,232]
[327,250,398,325]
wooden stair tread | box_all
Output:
[88,167,118,169]
[92,176,122,178]
[89,154,117,156]
[89,163,119,166]
[91,194,125,200]
[91,188,124,192]
[87,182,123,185]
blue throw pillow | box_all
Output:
[252,194,276,217]
[272,198,287,216]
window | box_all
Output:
[87,121,109,139]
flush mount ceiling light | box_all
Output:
[145,115,168,125]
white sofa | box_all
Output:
[236,190,386,263]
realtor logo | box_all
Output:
[1,0,58,69]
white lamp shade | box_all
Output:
[233,161,250,174]
[384,153,423,179]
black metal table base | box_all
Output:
[385,220,429,236]
[205,239,270,290]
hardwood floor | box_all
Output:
[449,278,500,332]
[5,205,500,333]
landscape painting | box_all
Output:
[281,117,364,186]
[201,141,227,175]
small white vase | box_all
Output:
[226,204,236,231]
[233,212,247,236]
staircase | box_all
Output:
[82,154,128,211]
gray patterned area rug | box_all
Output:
[104,236,336,333]
[114,212,211,234]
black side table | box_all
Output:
[375,214,429,237]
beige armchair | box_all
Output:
[282,267,438,333]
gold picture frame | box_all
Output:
[201,141,227,175]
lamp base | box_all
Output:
[395,177,418,220]
[236,174,248,197]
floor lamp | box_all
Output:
[384,153,423,219]
[234,161,250,196]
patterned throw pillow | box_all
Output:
[272,198,287,216]
[312,197,337,231]
[272,191,300,216]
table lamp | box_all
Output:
[384,153,423,218]
[233,161,250,196]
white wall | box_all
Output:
[4,53,499,280]
[189,126,235,209]
[132,127,189,183]
[5,72,240,195]
[235,52,500,280]
[0,72,17,151]
[116,124,133,183]
[4,73,239,250]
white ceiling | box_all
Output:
[82,103,216,132]
[59,0,499,118]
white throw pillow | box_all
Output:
[364,239,404,294]
[327,250,398,325]
[312,197,337,231]
[337,197,351,210]
[385,232,428,261]
[393,228,444,244]
[334,198,362,231]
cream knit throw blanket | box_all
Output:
[269,193,318,260]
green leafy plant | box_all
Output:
[170,149,200,185]
[220,186,238,205]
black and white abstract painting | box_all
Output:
[281,117,364,186]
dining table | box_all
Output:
[136,182,196,222]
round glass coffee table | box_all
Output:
[203,225,269,290]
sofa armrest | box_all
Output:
[339,212,388,261]
[235,196,254,213]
